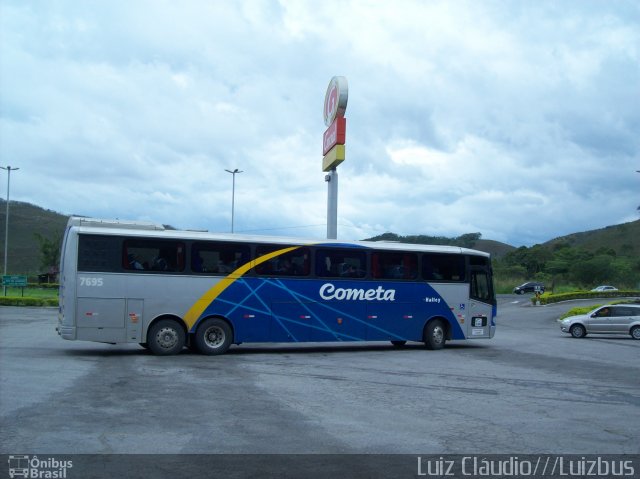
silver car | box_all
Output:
[559,304,640,339]
[590,285,618,292]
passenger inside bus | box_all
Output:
[276,259,293,274]
[217,251,235,273]
[128,254,144,270]
[192,252,205,272]
[152,247,174,271]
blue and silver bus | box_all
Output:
[57,217,496,355]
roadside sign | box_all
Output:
[323,76,348,127]
[2,275,28,287]
[322,144,346,172]
[322,117,346,156]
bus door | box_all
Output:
[468,267,496,339]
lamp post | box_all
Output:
[225,168,242,233]
[1,166,19,295]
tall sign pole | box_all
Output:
[322,76,348,239]
[225,168,243,233]
[1,166,19,295]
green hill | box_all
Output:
[362,232,516,258]
[544,220,639,256]
[474,239,516,258]
[496,220,640,290]
[0,200,69,275]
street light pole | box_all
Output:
[224,168,243,233]
[1,166,19,295]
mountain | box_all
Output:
[363,232,516,258]
[543,220,639,256]
[474,239,517,258]
[1,199,637,275]
[0,200,69,275]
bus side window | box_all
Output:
[123,240,185,273]
[254,245,310,276]
[316,249,366,278]
[372,252,417,280]
[78,235,122,273]
[191,242,250,275]
[422,254,465,282]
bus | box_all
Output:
[57,217,496,355]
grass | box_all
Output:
[558,305,602,320]
[494,277,522,294]
[0,286,59,306]
[1,286,58,298]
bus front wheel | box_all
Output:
[195,318,233,355]
[147,319,186,355]
[424,319,446,350]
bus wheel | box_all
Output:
[147,319,186,355]
[196,318,233,355]
[424,319,446,350]
[390,340,407,347]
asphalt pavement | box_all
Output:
[0,296,638,476]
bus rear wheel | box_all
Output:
[424,319,446,350]
[147,319,186,355]
[195,318,233,355]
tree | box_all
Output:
[503,245,552,277]
[456,232,481,248]
[34,233,61,273]
[570,255,614,286]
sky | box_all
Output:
[1,0,639,247]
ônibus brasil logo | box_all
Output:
[7,455,73,479]
[319,283,396,301]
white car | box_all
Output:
[590,285,618,292]
[559,304,640,339]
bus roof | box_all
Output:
[67,216,165,231]
[67,216,490,257]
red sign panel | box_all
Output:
[322,117,346,156]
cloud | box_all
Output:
[0,0,638,246]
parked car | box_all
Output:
[559,304,640,339]
[513,282,545,295]
[590,285,618,292]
